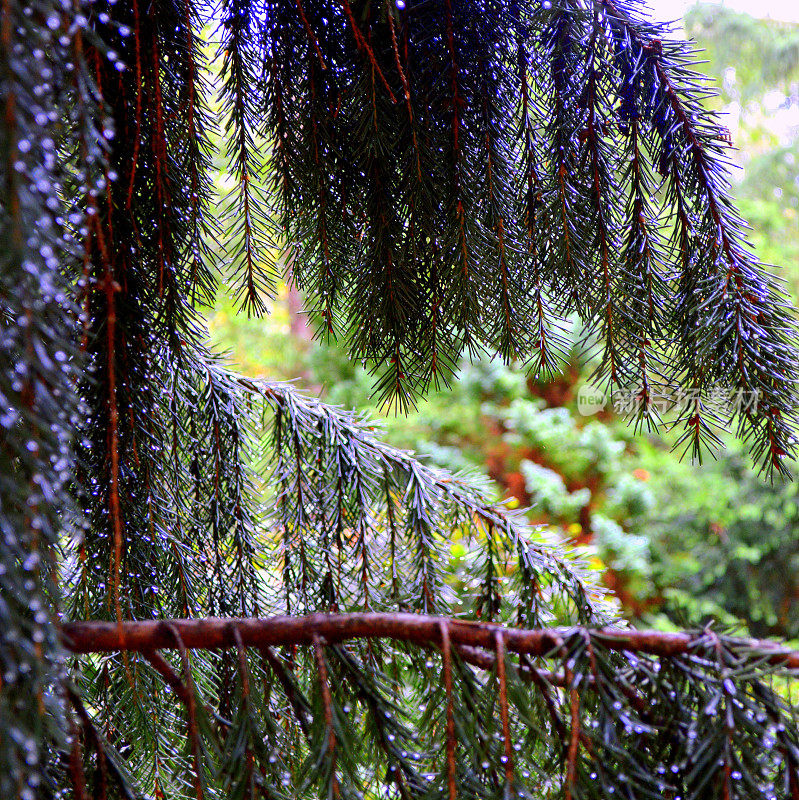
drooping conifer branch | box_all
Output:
[0,2,91,795]
[59,613,799,667]
[60,615,799,798]
[244,376,611,624]
[250,0,799,473]
[593,0,799,471]
[219,0,277,314]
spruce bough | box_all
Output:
[1,0,799,798]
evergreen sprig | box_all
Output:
[247,376,610,622]
[258,0,798,471]
[0,1,91,794]
[61,616,799,800]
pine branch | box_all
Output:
[0,2,90,795]
[60,614,799,668]
[593,0,799,474]
[242,376,613,624]
[61,615,799,798]
[6,1,799,797]
[218,0,278,315]
[251,0,799,473]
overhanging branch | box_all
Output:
[61,613,799,668]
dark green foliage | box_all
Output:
[639,443,799,640]
[0,1,90,794]
[256,380,606,622]
[1,0,799,799]
[251,0,799,476]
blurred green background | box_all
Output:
[207,4,799,642]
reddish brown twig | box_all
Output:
[233,628,256,791]
[65,686,110,800]
[143,649,192,707]
[167,624,204,800]
[565,683,581,800]
[439,621,457,800]
[67,706,88,800]
[341,0,397,103]
[260,645,311,738]
[294,0,326,69]
[495,632,514,788]
[60,613,799,670]
[387,12,421,181]
[313,635,340,798]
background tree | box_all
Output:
[2,2,799,800]
[682,5,799,296]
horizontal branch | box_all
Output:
[61,613,799,668]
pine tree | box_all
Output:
[2,1,799,798]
